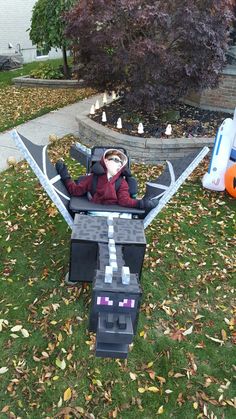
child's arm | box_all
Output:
[56,160,92,197]
[64,176,92,196]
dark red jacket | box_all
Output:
[65,154,139,208]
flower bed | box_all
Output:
[76,109,214,164]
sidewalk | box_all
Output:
[0,93,103,173]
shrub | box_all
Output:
[30,64,64,80]
[66,0,234,112]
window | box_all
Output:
[36,45,49,58]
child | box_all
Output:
[56,148,157,211]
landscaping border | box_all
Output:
[76,111,214,164]
[13,75,84,89]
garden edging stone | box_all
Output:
[13,75,84,89]
[76,111,214,164]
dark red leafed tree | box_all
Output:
[66,0,234,112]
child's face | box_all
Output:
[105,154,122,176]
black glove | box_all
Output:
[55,160,71,182]
[138,197,158,211]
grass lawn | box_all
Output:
[0,58,96,133]
[0,136,235,418]
[0,58,65,88]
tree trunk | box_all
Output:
[62,46,69,78]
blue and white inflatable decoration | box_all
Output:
[202,108,236,191]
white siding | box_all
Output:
[0,0,62,63]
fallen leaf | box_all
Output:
[157,376,166,385]
[195,341,205,349]
[0,319,9,331]
[10,325,22,332]
[0,367,8,374]
[147,386,159,393]
[183,325,194,335]
[221,329,227,341]
[56,358,66,370]
[148,370,155,380]
[147,361,154,368]
[58,397,63,408]
[21,328,29,338]
[92,379,103,387]
[170,329,186,342]
[63,387,72,402]
[157,405,164,414]
[42,351,49,358]
[205,334,224,345]
[173,373,185,378]
[1,406,10,413]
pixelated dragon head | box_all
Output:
[89,272,142,359]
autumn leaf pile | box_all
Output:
[0,136,235,419]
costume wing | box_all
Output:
[143,147,209,229]
[11,129,74,228]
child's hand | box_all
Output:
[55,160,71,181]
[138,197,158,211]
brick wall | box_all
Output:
[185,66,236,114]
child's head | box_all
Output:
[104,149,127,176]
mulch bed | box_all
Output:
[91,98,230,139]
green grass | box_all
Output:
[0,58,65,88]
[0,137,235,418]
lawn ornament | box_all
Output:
[165,124,172,136]
[202,108,236,191]
[11,129,209,358]
[103,92,107,104]
[138,123,144,134]
[116,118,122,129]
[225,163,236,198]
[90,105,95,115]
[102,111,107,123]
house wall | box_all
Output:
[0,0,62,63]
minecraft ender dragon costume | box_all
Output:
[11,130,209,358]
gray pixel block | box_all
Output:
[71,215,146,280]
[72,215,108,243]
[95,342,129,359]
[96,312,133,344]
[93,270,141,293]
[73,214,146,245]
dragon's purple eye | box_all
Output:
[119,298,135,308]
[97,296,113,306]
